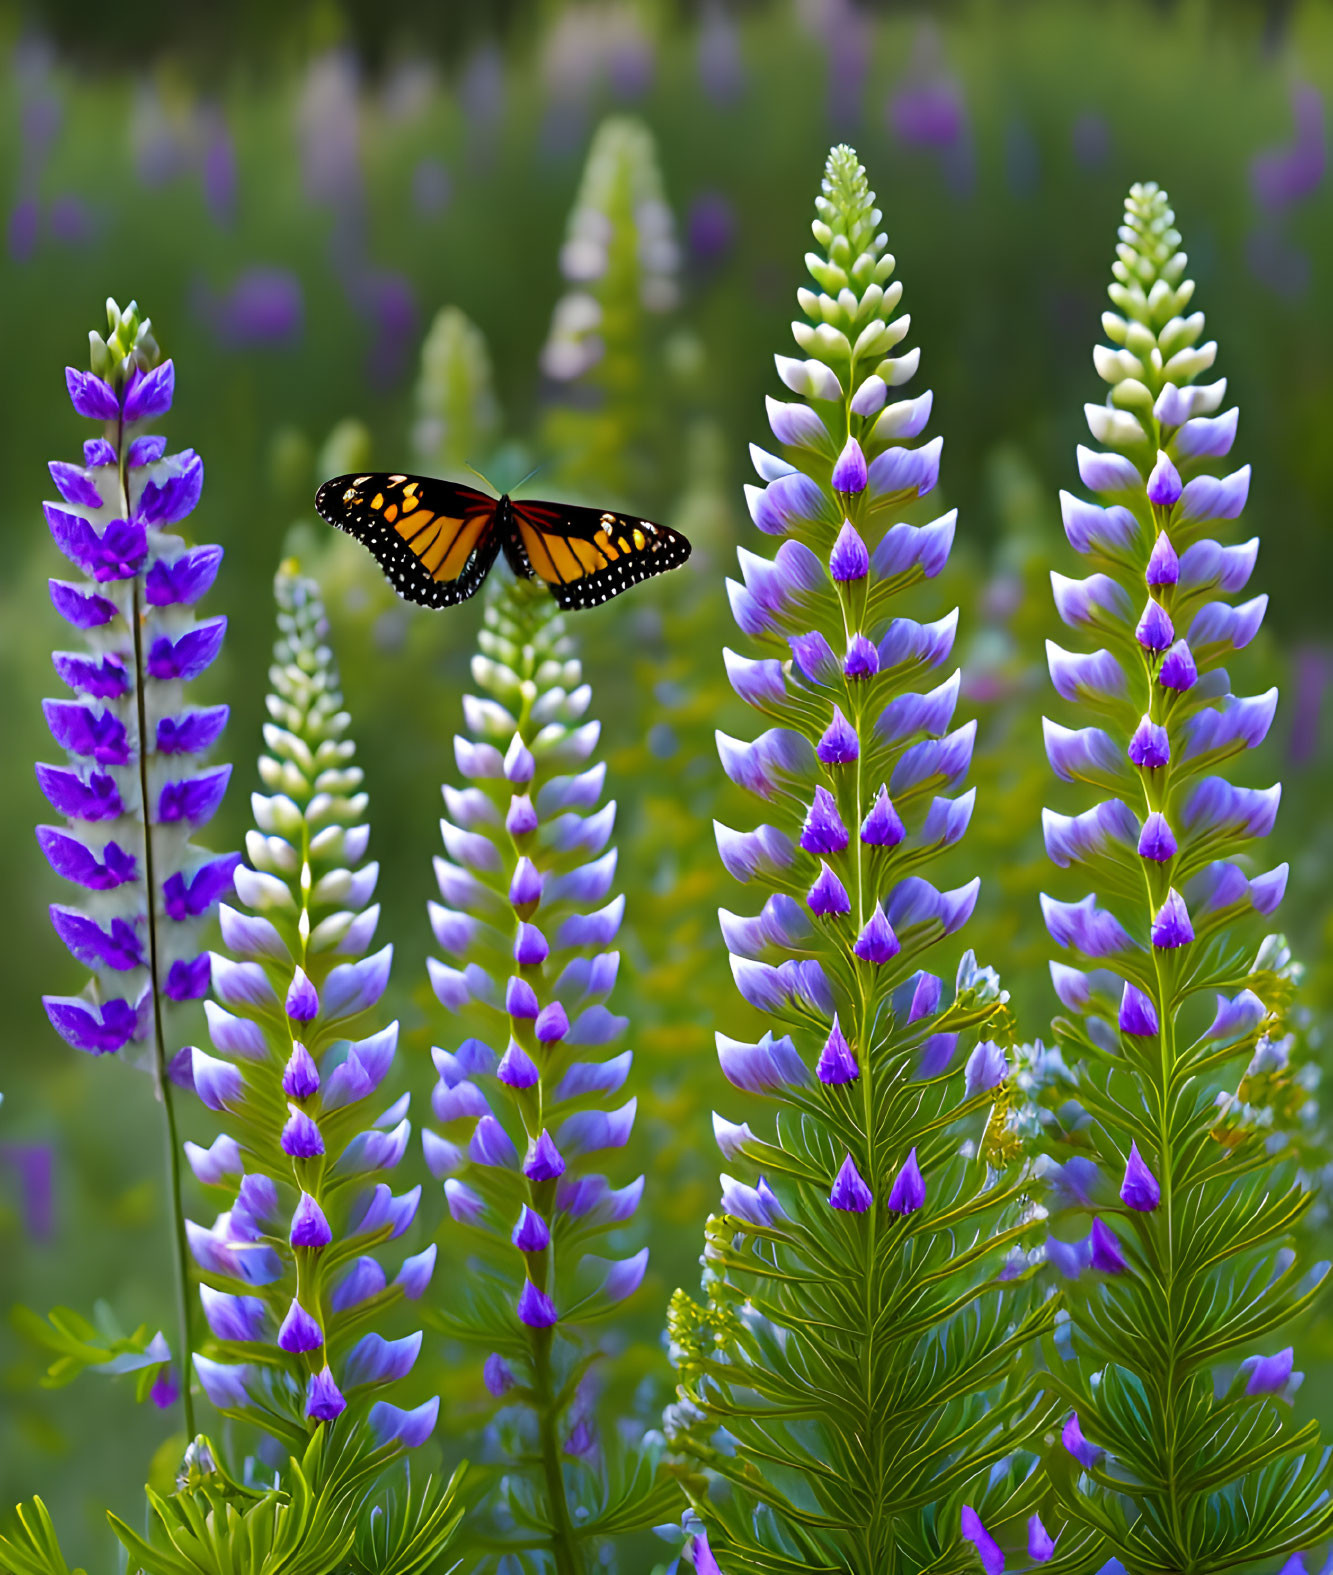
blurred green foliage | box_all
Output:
[1,1,1331,1566]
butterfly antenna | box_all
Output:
[462,461,501,496]
[509,461,547,495]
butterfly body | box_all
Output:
[315,472,690,611]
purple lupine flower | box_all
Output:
[1119,1143,1161,1211]
[36,300,237,1430]
[186,566,432,1452]
[1039,186,1322,1571]
[424,574,646,1563]
[961,1507,1004,1575]
[670,146,1029,1568]
[829,1153,873,1212]
[887,1148,926,1214]
[1063,1411,1103,1470]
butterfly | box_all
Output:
[314,473,691,612]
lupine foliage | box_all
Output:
[665,145,1060,1575]
[423,570,674,1571]
[1037,183,1333,1572]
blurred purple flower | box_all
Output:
[7,196,39,262]
[0,1142,55,1241]
[1071,112,1112,170]
[412,157,452,218]
[207,268,305,349]
[296,50,363,209]
[1251,85,1325,211]
[48,195,97,248]
[200,105,238,226]
[1287,644,1331,766]
[698,4,746,105]
[688,191,736,265]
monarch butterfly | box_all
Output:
[314,473,691,612]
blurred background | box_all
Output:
[1,0,1330,1563]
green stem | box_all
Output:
[129,567,197,1442]
[533,1327,583,1575]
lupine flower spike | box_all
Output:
[1039,182,1333,1568]
[425,571,666,1566]
[186,564,438,1457]
[39,299,234,1433]
[540,114,680,497]
[665,145,1056,1572]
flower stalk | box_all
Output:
[1038,182,1333,1570]
[186,562,436,1453]
[39,298,234,1435]
[666,144,1056,1573]
[423,570,664,1570]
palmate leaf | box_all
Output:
[0,1497,84,1575]
[104,1427,457,1575]
[348,1464,466,1575]
[12,1301,171,1401]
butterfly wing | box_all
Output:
[507,499,691,611]
[314,473,502,607]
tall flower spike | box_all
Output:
[540,114,680,497]
[1039,182,1331,1570]
[666,145,1054,1574]
[425,571,653,1569]
[186,564,435,1456]
[38,299,235,1436]
[411,304,502,474]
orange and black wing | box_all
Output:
[506,500,691,611]
[314,473,502,608]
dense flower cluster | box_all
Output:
[541,114,680,498]
[666,144,1056,1573]
[1038,183,1333,1570]
[37,298,232,1428]
[424,571,661,1570]
[411,303,502,475]
[39,298,230,1063]
[187,564,436,1451]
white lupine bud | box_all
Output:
[1158,312,1205,357]
[310,867,353,905]
[312,738,354,771]
[1111,378,1155,414]
[1146,280,1173,316]
[879,346,921,386]
[796,286,820,316]
[313,767,363,795]
[805,257,848,293]
[1163,342,1217,382]
[1123,320,1157,357]
[246,829,300,875]
[774,355,842,401]
[853,320,895,359]
[462,695,515,739]
[809,323,851,360]
[251,792,304,836]
[1101,311,1129,345]
[1093,344,1141,383]
[1084,403,1146,448]
[307,910,354,952]
[262,724,315,775]
[790,320,819,352]
[233,866,296,913]
[308,825,346,864]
